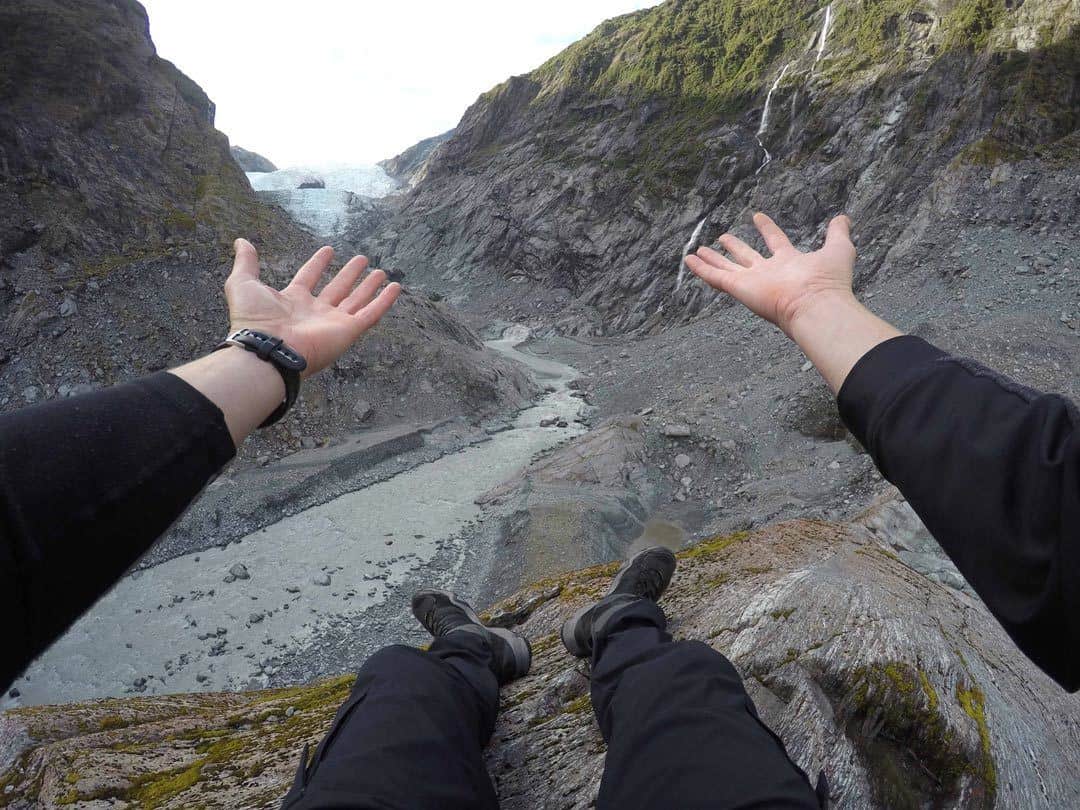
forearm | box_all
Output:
[838,337,1080,690]
[168,345,286,446]
[786,292,903,394]
[0,372,235,689]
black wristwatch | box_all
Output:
[215,329,308,428]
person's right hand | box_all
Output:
[685,212,857,337]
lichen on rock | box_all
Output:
[3,520,1078,808]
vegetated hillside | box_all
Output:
[0,0,537,457]
[365,0,1078,335]
[3,518,1078,808]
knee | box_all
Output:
[359,644,435,681]
[626,640,744,692]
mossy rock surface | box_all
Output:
[3,520,1078,808]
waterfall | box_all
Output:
[675,218,708,292]
[813,4,833,71]
[755,62,792,173]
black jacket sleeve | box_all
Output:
[0,372,235,691]
[838,335,1080,692]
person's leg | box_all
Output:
[563,549,823,810]
[282,591,531,810]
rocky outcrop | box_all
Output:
[479,415,658,590]
[379,129,455,188]
[3,519,1078,808]
[0,0,302,272]
[230,146,278,173]
[362,0,1078,336]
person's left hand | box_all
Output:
[225,239,401,378]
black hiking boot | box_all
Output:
[560,546,677,658]
[411,589,532,685]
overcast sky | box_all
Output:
[140,1,658,168]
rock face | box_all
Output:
[0,0,538,459]
[3,520,1078,808]
[378,129,455,188]
[362,0,1078,336]
[478,415,657,590]
[0,0,300,272]
[230,145,278,173]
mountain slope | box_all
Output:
[365,0,1078,335]
[0,0,537,457]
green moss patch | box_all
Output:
[680,530,750,560]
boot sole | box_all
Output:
[607,546,677,597]
[560,603,596,658]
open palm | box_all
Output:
[225,239,401,378]
[685,213,856,336]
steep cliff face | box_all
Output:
[2,520,1077,808]
[0,0,537,456]
[230,146,278,173]
[0,0,298,267]
[366,0,1078,335]
[378,129,455,188]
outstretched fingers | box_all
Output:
[227,238,260,287]
[341,268,389,315]
[289,246,335,292]
[752,212,794,256]
[319,255,368,306]
[352,282,402,333]
[686,253,740,295]
[695,245,743,273]
[716,233,762,267]
[824,214,853,249]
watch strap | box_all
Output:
[215,329,307,428]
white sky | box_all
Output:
[141,1,658,168]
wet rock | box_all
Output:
[662,424,692,438]
[353,399,375,423]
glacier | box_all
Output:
[246,165,399,238]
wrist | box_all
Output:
[782,290,864,340]
[784,291,902,394]
[169,347,287,447]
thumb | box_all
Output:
[824,215,853,251]
[228,238,260,285]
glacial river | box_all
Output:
[6,336,584,706]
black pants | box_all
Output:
[282,599,823,809]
